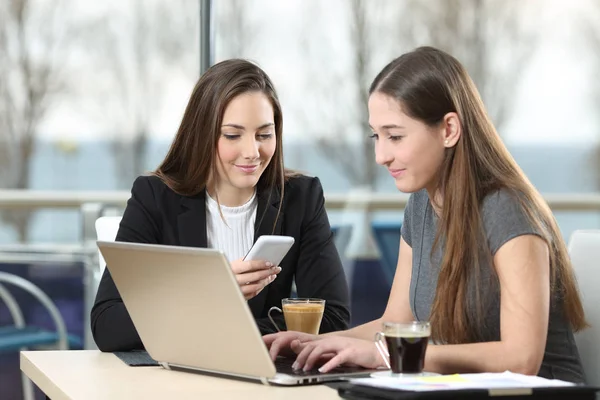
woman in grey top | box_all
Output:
[265,46,587,382]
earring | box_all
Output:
[444,140,449,145]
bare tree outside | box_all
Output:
[0,0,69,242]
[402,0,539,133]
[296,0,404,261]
[326,0,377,190]
[81,0,197,189]
[299,0,397,191]
[299,0,538,189]
[112,0,197,188]
[215,0,257,59]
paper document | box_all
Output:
[350,371,576,392]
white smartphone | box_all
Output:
[243,235,295,266]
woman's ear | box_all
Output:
[442,112,461,147]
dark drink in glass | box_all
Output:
[378,321,430,374]
[385,334,429,373]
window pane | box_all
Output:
[0,0,200,243]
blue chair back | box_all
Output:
[371,222,402,285]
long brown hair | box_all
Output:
[370,47,587,344]
[154,59,292,224]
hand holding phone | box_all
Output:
[243,235,295,266]
[232,235,295,300]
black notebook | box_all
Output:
[336,372,599,400]
[337,381,599,400]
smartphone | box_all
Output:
[243,235,295,266]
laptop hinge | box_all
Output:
[159,361,171,370]
[164,362,270,385]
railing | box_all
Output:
[2,190,600,211]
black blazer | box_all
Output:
[91,174,350,352]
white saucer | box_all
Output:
[370,371,441,379]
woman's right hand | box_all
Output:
[263,331,319,361]
[230,259,281,301]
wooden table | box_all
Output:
[20,350,342,399]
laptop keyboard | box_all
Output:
[274,357,366,376]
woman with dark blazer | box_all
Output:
[91,59,350,352]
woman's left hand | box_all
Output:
[290,336,385,372]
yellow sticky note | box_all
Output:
[416,374,469,383]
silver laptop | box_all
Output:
[97,240,374,385]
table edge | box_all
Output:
[20,351,71,400]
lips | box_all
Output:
[389,168,406,178]
[236,164,259,173]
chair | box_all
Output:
[0,271,73,400]
[371,222,402,286]
[568,229,600,386]
[331,224,354,291]
[94,216,122,276]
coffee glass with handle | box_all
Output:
[268,298,325,334]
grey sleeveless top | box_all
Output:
[402,189,585,383]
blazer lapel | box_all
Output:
[178,191,208,248]
[248,186,284,316]
[253,186,284,241]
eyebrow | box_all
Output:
[369,124,406,130]
[221,123,275,130]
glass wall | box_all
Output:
[0,0,200,243]
[1,0,600,397]
[1,0,599,244]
